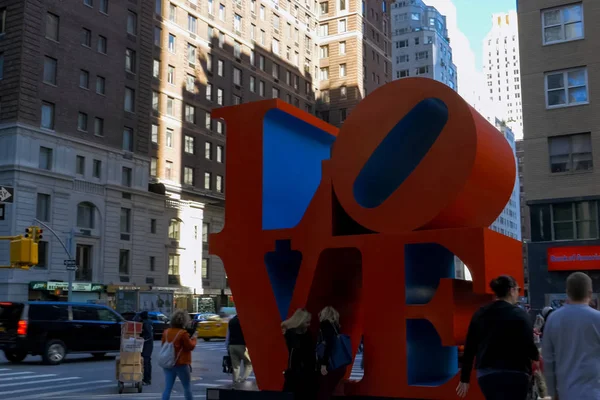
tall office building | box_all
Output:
[0,0,203,305]
[518,0,595,309]
[483,10,523,139]
[390,0,457,90]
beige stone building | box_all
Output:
[518,0,600,309]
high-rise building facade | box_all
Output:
[483,11,523,139]
[390,0,456,90]
[518,0,596,309]
[0,0,204,304]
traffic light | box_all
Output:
[24,226,43,243]
[10,238,38,268]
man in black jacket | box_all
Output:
[226,315,252,383]
[139,311,154,385]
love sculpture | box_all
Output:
[210,78,523,399]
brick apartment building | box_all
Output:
[0,0,391,308]
[518,0,600,309]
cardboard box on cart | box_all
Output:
[116,321,144,381]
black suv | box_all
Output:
[0,301,123,365]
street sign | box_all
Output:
[0,204,4,221]
[64,259,78,271]
[0,186,14,203]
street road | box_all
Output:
[0,339,364,399]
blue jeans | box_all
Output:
[162,365,193,400]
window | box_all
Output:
[273,14,280,31]
[184,167,194,185]
[150,156,157,176]
[46,13,60,41]
[41,102,55,130]
[206,83,212,101]
[100,0,108,13]
[272,87,280,98]
[97,35,107,54]
[166,128,173,147]
[37,194,51,222]
[82,28,91,47]
[168,2,177,22]
[168,34,176,53]
[208,0,214,14]
[167,96,174,116]
[187,43,196,64]
[79,69,89,89]
[234,14,242,32]
[185,104,195,123]
[124,87,135,112]
[96,76,105,95]
[273,39,280,55]
[204,172,212,189]
[207,53,213,72]
[340,108,347,122]
[339,63,346,77]
[123,127,133,151]
[185,135,195,154]
[121,167,132,187]
[233,67,242,86]
[125,49,136,73]
[340,85,347,99]
[259,55,265,71]
[154,26,162,46]
[119,250,130,275]
[78,112,88,131]
[77,202,94,228]
[168,254,180,276]
[216,175,223,193]
[150,256,155,272]
[218,59,224,76]
[219,32,225,48]
[151,124,159,144]
[549,201,598,241]
[321,89,330,103]
[43,57,57,85]
[320,2,329,15]
[339,41,346,54]
[188,14,197,33]
[320,24,329,36]
[320,45,329,58]
[250,76,256,92]
[260,5,265,20]
[202,259,209,279]
[93,159,101,178]
[548,133,592,173]
[186,74,194,92]
[167,65,175,84]
[338,19,347,33]
[76,155,85,175]
[259,80,265,96]
[542,3,583,45]
[272,63,279,79]
[167,219,181,240]
[546,68,588,108]
[320,67,329,81]
[94,117,104,136]
[217,88,223,105]
[152,91,159,111]
[219,3,225,20]
[127,11,137,35]
[165,161,173,179]
[205,112,212,130]
[339,0,347,11]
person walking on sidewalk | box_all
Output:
[543,272,600,400]
[139,311,154,385]
[226,314,253,384]
[281,309,316,400]
[457,275,539,400]
[316,306,346,400]
[161,310,197,400]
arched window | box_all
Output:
[168,218,181,240]
[77,202,95,229]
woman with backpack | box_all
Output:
[316,306,347,400]
[159,310,197,400]
[281,308,316,400]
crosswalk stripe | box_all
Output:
[0,374,56,381]
[0,372,34,377]
[0,369,11,372]
[0,379,97,396]
[194,382,221,387]
[12,382,114,400]
[0,376,79,388]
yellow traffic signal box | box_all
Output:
[10,239,38,266]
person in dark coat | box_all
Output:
[226,315,253,383]
[139,311,154,385]
[281,309,316,400]
[317,306,346,400]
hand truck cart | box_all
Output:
[116,321,144,394]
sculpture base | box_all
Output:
[206,388,427,400]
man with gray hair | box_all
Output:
[542,272,600,400]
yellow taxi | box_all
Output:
[196,314,228,341]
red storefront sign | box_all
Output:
[548,246,600,271]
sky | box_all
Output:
[452,0,518,71]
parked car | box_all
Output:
[196,314,228,341]
[0,301,123,365]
